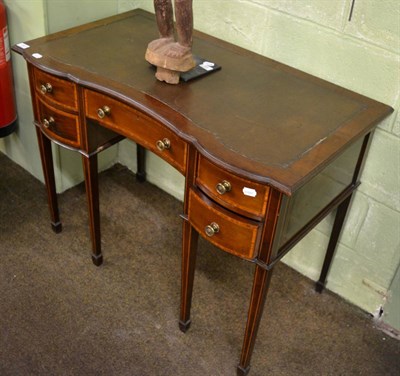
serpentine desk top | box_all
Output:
[13,9,393,194]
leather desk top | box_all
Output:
[13,9,393,194]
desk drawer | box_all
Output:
[84,90,187,173]
[33,68,78,111]
[188,189,261,260]
[37,97,80,148]
[196,156,269,219]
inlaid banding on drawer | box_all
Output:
[33,68,78,111]
[196,156,269,219]
[37,97,80,148]
[84,90,187,174]
[188,189,261,260]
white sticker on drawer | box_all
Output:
[243,187,257,197]
[32,53,42,59]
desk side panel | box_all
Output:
[276,137,364,253]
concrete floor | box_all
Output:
[0,151,399,376]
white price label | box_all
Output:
[17,42,30,49]
[242,187,257,197]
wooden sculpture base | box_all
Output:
[145,37,195,84]
[155,67,180,84]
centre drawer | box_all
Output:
[84,90,187,174]
[188,189,262,260]
[196,156,269,219]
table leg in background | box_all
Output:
[35,128,62,233]
[316,194,352,293]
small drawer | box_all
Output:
[188,189,262,260]
[84,90,187,174]
[196,156,269,219]
[33,68,78,111]
[37,97,80,148]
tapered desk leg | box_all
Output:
[82,154,103,266]
[179,221,199,332]
[237,265,274,376]
[316,194,352,293]
[136,144,146,182]
[35,128,62,233]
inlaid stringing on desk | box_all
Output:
[13,9,393,376]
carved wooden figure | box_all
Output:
[145,0,195,84]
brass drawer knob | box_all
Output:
[97,105,111,119]
[40,83,53,94]
[156,138,171,151]
[42,116,55,128]
[205,222,219,237]
[216,180,232,195]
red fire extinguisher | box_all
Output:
[0,0,17,137]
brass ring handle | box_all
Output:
[97,106,111,119]
[156,138,171,151]
[205,222,220,237]
[40,83,53,94]
[216,180,232,195]
[43,116,55,129]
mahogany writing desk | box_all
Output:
[13,10,393,375]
